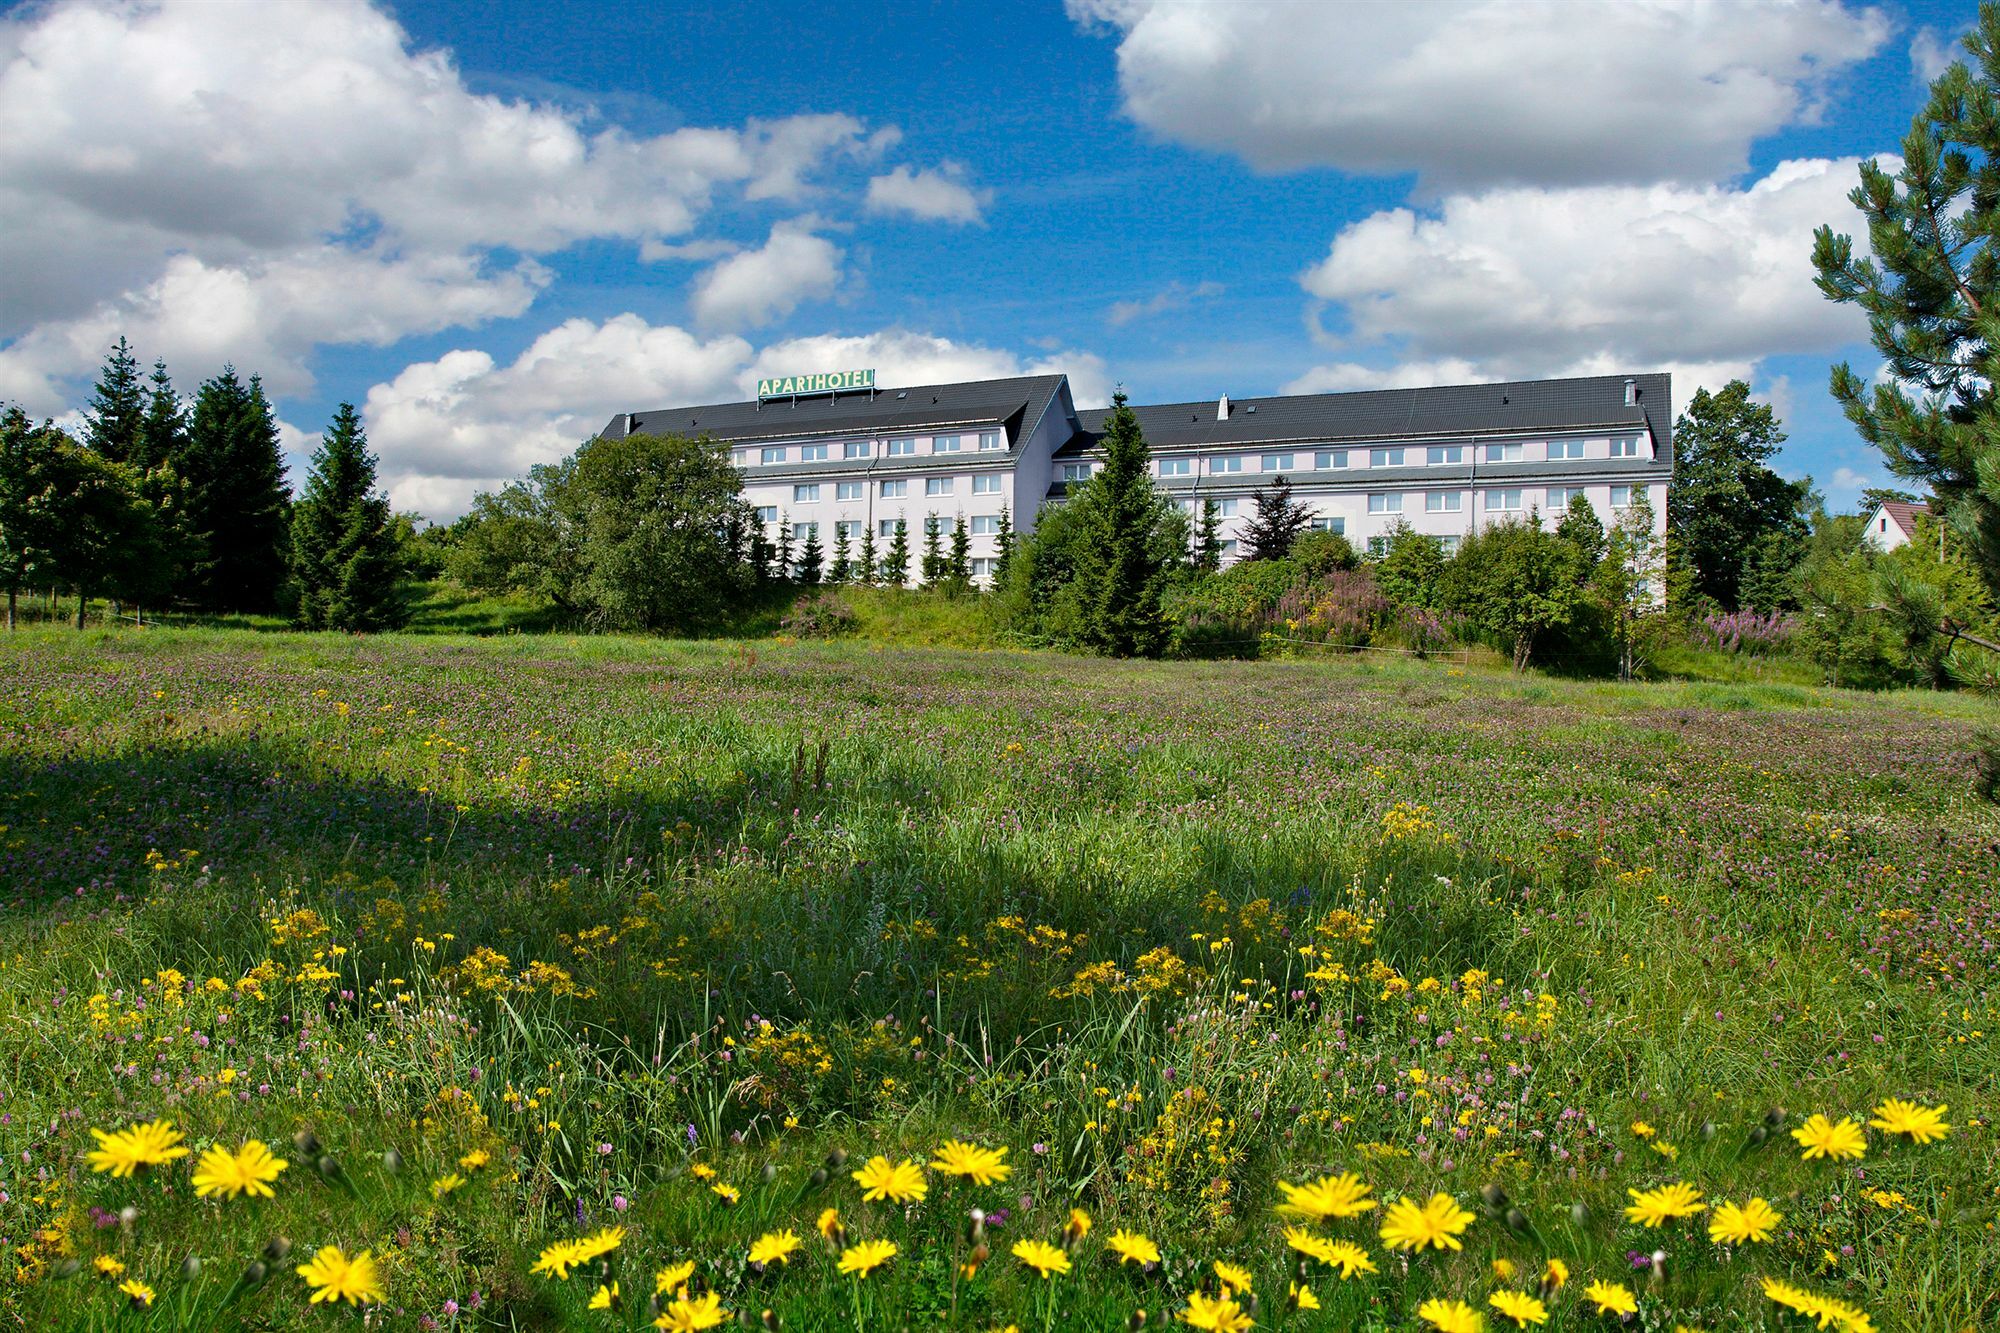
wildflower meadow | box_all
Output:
[0,628,1994,1330]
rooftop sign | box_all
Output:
[757,368,875,401]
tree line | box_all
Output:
[0,338,404,631]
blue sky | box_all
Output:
[0,0,1979,517]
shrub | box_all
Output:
[780,590,856,638]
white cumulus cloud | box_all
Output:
[690,221,845,332]
[364,320,1108,519]
[1068,0,1889,188]
[864,164,991,223]
[1292,158,1877,400]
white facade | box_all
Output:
[1861,501,1929,552]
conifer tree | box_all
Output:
[1240,475,1309,561]
[83,337,146,466]
[181,367,290,611]
[139,360,185,471]
[921,513,946,587]
[858,525,879,587]
[796,522,824,587]
[776,515,795,579]
[949,515,971,583]
[0,407,69,630]
[830,522,852,584]
[1195,497,1224,572]
[1079,390,1169,656]
[291,403,406,631]
[884,519,910,586]
[1812,5,2000,596]
[750,527,774,584]
[992,505,1014,584]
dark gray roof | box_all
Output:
[1066,373,1673,462]
[601,374,1068,447]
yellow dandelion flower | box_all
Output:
[748,1231,801,1266]
[816,1208,844,1244]
[1708,1197,1783,1245]
[1214,1258,1254,1296]
[1623,1181,1705,1228]
[1867,1099,1950,1145]
[1417,1297,1486,1333]
[931,1139,1011,1186]
[1274,1171,1376,1221]
[1791,1114,1867,1162]
[588,1281,619,1311]
[1180,1290,1255,1332]
[93,1255,126,1278]
[458,1148,491,1171]
[191,1140,288,1201]
[710,1182,739,1205]
[431,1172,466,1199]
[1541,1258,1568,1290]
[119,1279,156,1307]
[1108,1229,1161,1267]
[653,1260,696,1296]
[533,1240,588,1280]
[1064,1207,1092,1243]
[851,1155,927,1204]
[653,1289,729,1331]
[1488,1290,1548,1327]
[572,1226,624,1262]
[297,1246,385,1305]
[1380,1192,1476,1252]
[1290,1281,1321,1311]
[86,1120,189,1177]
[1584,1280,1638,1316]
[838,1239,898,1278]
[1013,1238,1071,1278]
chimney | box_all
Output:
[1622,379,1637,407]
[624,413,636,435]
[1217,394,1231,421]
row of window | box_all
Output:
[1363,484,1646,514]
[1068,436,1643,481]
[762,514,1011,540]
[784,475,1005,503]
[739,430,1006,467]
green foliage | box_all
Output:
[920,513,946,587]
[1812,5,2000,598]
[82,336,147,467]
[1372,521,1445,608]
[1437,516,1590,670]
[883,519,911,586]
[1289,527,1359,576]
[1193,497,1223,573]
[1666,381,1812,611]
[179,367,291,613]
[291,404,408,632]
[571,432,755,632]
[1238,475,1308,561]
[1554,492,1605,568]
[796,522,825,588]
[0,406,70,625]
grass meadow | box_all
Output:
[0,628,1994,1331]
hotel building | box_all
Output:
[598,370,1671,581]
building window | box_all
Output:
[1367,493,1402,514]
[1214,498,1239,517]
[835,481,863,500]
[1426,445,1464,465]
[1546,486,1583,509]
[878,519,900,537]
[979,430,1005,451]
[880,479,908,498]
[1262,453,1294,472]
[843,440,870,459]
[731,449,749,467]
[1369,447,1405,467]
[1424,491,1462,513]
[1159,458,1191,476]
[888,438,916,456]
[800,443,828,462]
[1309,516,1345,535]
[971,557,996,578]
[1486,488,1523,511]
[1610,436,1641,458]
[1315,450,1348,470]
[791,522,814,541]
[1438,534,1461,556]
[1485,442,1523,463]
[1548,439,1585,460]
[934,434,962,452]
[972,474,1002,494]
[925,477,953,496]
[1211,455,1243,473]
[793,484,819,503]
[1611,484,1647,509]
[754,506,777,523]
[1218,539,1238,556]
[1062,463,1092,482]
[836,520,862,539]
[759,446,786,465]
[970,515,1001,535]
[1367,535,1390,558]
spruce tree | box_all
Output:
[1812,4,2000,597]
[884,519,910,586]
[776,515,794,579]
[181,367,290,612]
[830,522,852,584]
[1195,497,1224,572]
[992,505,1014,584]
[139,360,185,471]
[796,522,824,587]
[83,337,146,466]
[291,403,406,631]
[921,513,945,587]
[1240,475,1309,561]
[0,407,70,629]
[1080,390,1169,656]
[949,515,971,583]
[858,525,879,587]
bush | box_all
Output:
[780,590,857,638]
[1692,608,1798,655]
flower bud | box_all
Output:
[241,1260,269,1287]
[382,1149,403,1175]
[759,1163,778,1185]
[1480,1182,1509,1210]
[264,1237,292,1262]
[181,1254,202,1280]
[293,1129,321,1158]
